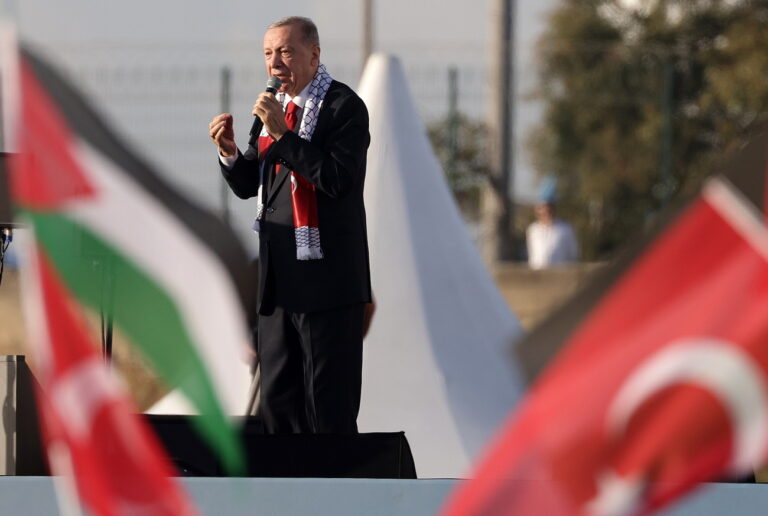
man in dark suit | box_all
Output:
[208,16,371,434]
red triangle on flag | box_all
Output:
[10,59,96,210]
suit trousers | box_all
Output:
[257,302,365,434]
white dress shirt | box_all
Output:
[526,219,579,269]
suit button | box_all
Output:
[267,207,275,214]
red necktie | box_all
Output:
[284,101,300,132]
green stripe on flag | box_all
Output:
[25,209,245,474]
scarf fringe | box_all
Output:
[296,246,324,260]
[295,226,324,260]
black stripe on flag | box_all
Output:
[20,46,255,321]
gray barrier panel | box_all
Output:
[0,477,766,515]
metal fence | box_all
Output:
[34,42,490,253]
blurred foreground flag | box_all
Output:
[442,133,768,516]
[1,27,253,490]
[27,245,199,516]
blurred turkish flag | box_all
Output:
[442,171,768,515]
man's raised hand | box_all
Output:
[209,113,236,158]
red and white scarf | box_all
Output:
[256,64,332,260]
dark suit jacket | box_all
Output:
[221,80,372,315]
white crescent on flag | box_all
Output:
[607,338,768,472]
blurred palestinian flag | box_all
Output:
[1,26,253,513]
[442,132,768,516]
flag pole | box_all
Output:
[0,0,19,153]
[0,3,9,152]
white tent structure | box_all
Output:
[357,54,525,478]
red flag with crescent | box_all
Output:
[27,246,200,516]
[442,132,768,515]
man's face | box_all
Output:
[535,203,555,224]
[263,24,320,97]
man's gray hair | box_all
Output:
[269,16,320,46]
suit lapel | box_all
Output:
[267,163,291,205]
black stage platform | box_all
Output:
[147,415,417,479]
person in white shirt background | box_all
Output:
[526,177,579,269]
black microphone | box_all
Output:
[265,76,282,95]
[249,76,283,147]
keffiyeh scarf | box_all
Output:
[255,63,332,260]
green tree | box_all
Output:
[531,0,768,260]
[428,114,490,222]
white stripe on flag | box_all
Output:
[68,140,251,415]
[704,177,768,261]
